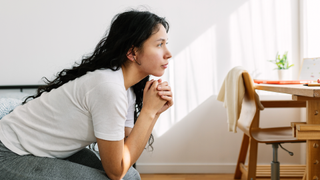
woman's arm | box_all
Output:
[124,127,132,142]
[97,80,168,180]
[97,112,158,180]
[124,79,171,142]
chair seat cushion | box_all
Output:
[251,127,305,143]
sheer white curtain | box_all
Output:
[153,0,299,137]
[301,0,320,59]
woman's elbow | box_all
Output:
[105,168,125,180]
[107,174,122,180]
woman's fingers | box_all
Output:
[157,81,172,99]
[143,79,154,94]
[147,79,173,106]
[144,79,155,91]
[150,79,159,91]
[156,81,168,91]
[166,98,174,107]
[160,95,172,102]
[158,86,171,92]
[158,91,172,97]
[152,80,174,115]
[142,79,168,115]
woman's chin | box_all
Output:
[152,71,165,77]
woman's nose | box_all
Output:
[165,48,172,59]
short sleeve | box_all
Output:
[85,82,127,141]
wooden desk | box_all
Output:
[255,84,320,180]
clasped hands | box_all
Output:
[143,79,173,116]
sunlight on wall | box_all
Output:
[153,26,217,137]
[229,0,293,80]
[153,0,298,137]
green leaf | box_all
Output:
[268,51,293,70]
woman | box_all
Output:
[0,10,173,180]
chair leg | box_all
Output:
[247,138,258,180]
[234,134,250,179]
[271,144,280,180]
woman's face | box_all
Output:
[135,24,172,77]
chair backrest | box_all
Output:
[237,71,260,135]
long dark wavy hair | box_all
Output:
[23,10,169,149]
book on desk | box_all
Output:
[253,79,314,84]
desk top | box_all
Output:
[255,84,320,97]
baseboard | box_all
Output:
[136,163,306,176]
[136,163,236,174]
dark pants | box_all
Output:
[0,141,140,180]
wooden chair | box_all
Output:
[234,71,306,180]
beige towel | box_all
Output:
[217,67,264,133]
[217,66,246,133]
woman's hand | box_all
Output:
[142,79,167,116]
[156,79,173,115]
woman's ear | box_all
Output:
[126,47,136,62]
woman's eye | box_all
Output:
[158,43,163,47]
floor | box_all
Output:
[140,174,303,180]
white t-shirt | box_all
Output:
[0,68,136,158]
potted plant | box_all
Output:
[268,51,294,80]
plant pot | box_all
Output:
[278,69,291,80]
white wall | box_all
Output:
[0,0,304,174]
[0,0,246,85]
[136,0,304,173]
